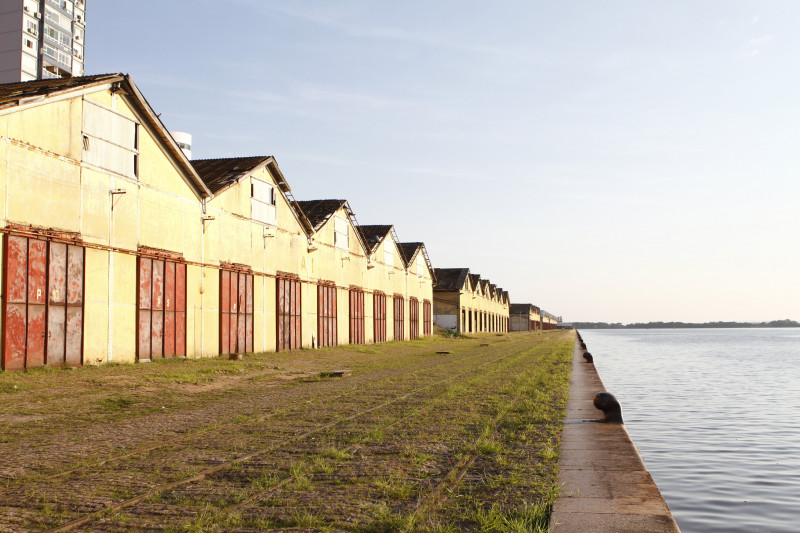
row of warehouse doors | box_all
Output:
[2,235,432,370]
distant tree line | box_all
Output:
[570,319,800,329]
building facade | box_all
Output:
[0,74,444,371]
[432,268,509,334]
[0,0,86,83]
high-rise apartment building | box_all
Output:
[0,0,85,83]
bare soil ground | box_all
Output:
[0,330,573,532]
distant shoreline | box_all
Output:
[571,320,799,329]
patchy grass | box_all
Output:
[0,331,573,532]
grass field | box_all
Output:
[0,330,574,532]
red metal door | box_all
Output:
[317,284,337,348]
[175,263,186,356]
[64,245,84,366]
[393,296,404,341]
[3,236,83,370]
[423,300,432,336]
[139,257,185,361]
[409,298,419,340]
[373,293,386,343]
[277,278,301,351]
[26,239,47,367]
[221,269,254,355]
[349,290,365,345]
[164,262,176,357]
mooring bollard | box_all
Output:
[583,351,593,363]
[593,391,623,423]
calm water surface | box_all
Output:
[580,328,800,533]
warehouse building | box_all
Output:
[0,74,440,370]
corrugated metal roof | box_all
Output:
[469,274,481,292]
[358,225,393,252]
[295,199,347,231]
[510,303,534,314]
[192,156,271,194]
[398,242,423,267]
[433,268,470,291]
[0,73,121,107]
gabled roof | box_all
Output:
[398,242,435,279]
[294,199,369,253]
[358,225,393,253]
[0,73,211,199]
[192,156,271,194]
[295,200,348,231]
[433,268,470,292]
[0,73,121,105]
[398,242,422,267]
[469,274,482,294]
[510,303,534,314]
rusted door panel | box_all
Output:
[67,246,83,305]
[152,260,164,312]
[165,262,175,312]
[4,236,28,369]
[26,239,47,367]
[49,243,67,305]
[139,258,152,311]
[246,315,253,352]
[163,262,175,357]
[151,310,163,358]
[175,263,186,357]
[6,235,28,302]
[175,312,186,356]
[47,306,66,366]
[238,274,246,317]
[220,311,230,354]
[28,240,47,305]
[4,305,26,370]
[176,264,186,312]
[289,284,296,350]
[237,314,245,353]
[229,310,238,353]
[246,275,253,314]
[25,306,46,367]
[220,270,230,354]
[164,312,175,357]
[65,307,82,366]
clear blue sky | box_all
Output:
[89,1,800,323]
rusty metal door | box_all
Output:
[317,284,337,348]
[423,300,432,336]
[373,293,386,343]
[277,277,301,351]
[409,298,419,340]
[393,296,404,341]
[3,235,84,370]
[349,290,365,345]
[139,257,185,361]
[220,269,254,355]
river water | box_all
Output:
[578,328,800,533]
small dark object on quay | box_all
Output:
[593,391,623,423]
[583,352,593,363]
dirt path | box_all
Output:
[0,331,573,532]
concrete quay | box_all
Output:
[550,339,681,532]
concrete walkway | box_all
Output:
[550,339,681,532]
